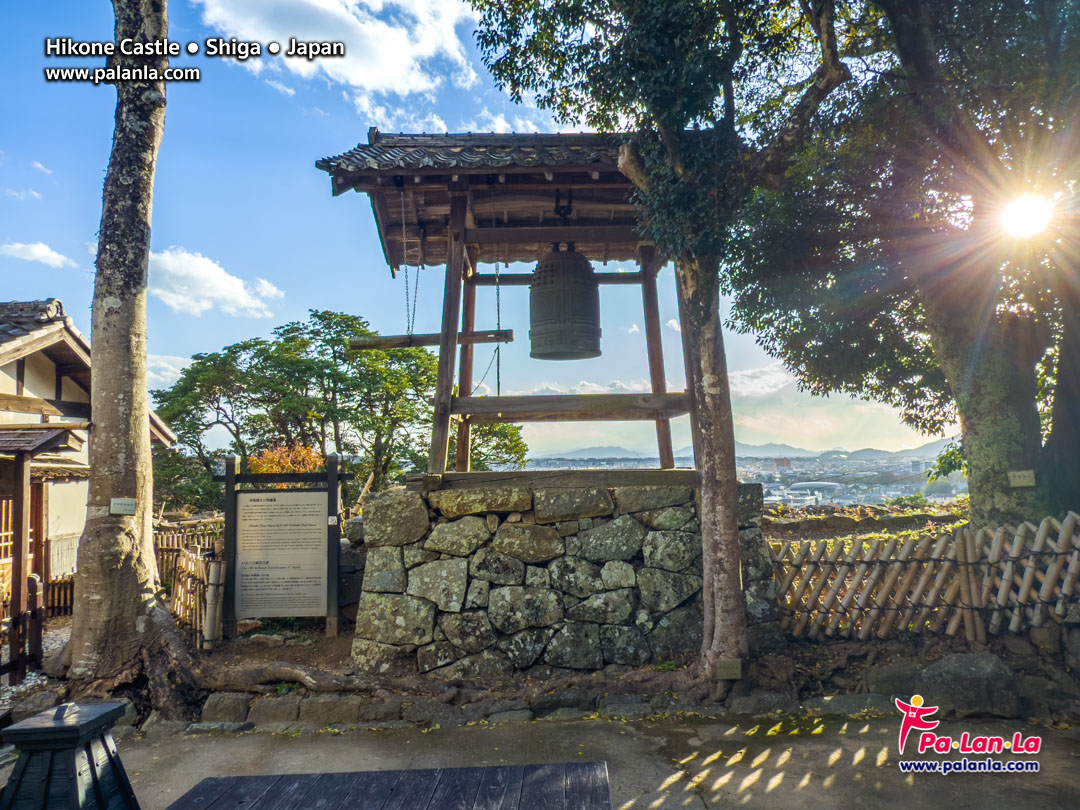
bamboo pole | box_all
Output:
[811,543,863,640]
[1010,518,1052,632]
[991,523,1029,634]
[792,542,845,638]
[860,537,916,640]
[915,542,958,633]
[878,535,933,638]
[827,540,881,636]
[1034,513,1076,626]
[964,527,986,643]
[848,539,897,638]
[900,533,949,631]
[786,542,828,631]
[955,529,976,642]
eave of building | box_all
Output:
[317,130,647,271]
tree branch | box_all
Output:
[750,0,851,190]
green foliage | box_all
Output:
[927,440,968,483]
[152,449,222,513]
[471,1,858,261]
[153,310,528,494]
[449,423,528,472]
[724,3,1080,435]
[884,493,929,509]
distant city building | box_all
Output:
[772,457,791,471]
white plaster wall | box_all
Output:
[23,353,55,399]
[47,479,88,539]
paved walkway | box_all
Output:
[106,716,1080,809]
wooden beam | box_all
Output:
[639,245,675,469]
[429,194,468,473]
[9,452,29,685]
[407,468,701,492]
[471,272,644,286]
[0,393,63,417]
[455,262,478,472]
[0,422,90,431]
[349,330,513,350]
[450,392,690,423]
[15,359,25,395]
[464,226,639,244]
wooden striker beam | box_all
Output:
[429,194,468,473]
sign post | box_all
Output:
[219,455,350,638]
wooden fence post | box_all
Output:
[222,455,238,638]
[26,574,42,671]
[326,455,340,638]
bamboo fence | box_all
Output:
[152,517,225,647]
[773,513,1080,641]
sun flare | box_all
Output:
[1001,194,1053,238]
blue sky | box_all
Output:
[0,1,945,455]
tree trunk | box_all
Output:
[1038,274,1080,515]
[675,255,749,672]
[920,283,1046,527]
[58,0,197,716]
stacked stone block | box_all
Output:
[351,482,768,677]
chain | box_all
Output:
[492,185,501,396]
[399,188,421,336]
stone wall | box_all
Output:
[348,482,773,678]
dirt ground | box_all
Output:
[101,715,1080,809]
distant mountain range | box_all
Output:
[537,436,956,461]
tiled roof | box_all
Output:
[317,130,621,174]
[0,299,86,356]
[0,427,71,454]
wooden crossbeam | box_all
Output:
[0,393,63,417]
[350,330,513,350]
[470,273,644,286]
[464,226,639,244]
[450,392,690,424]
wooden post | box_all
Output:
[429,194,468,473]
[673,261,702,464]
[455,266,477,472]
[26,574,42,671]
[9,452,30,685]
[33,483,49,612]
[325,454,340,638]
[221,455,238,638]
[639,246,674,468]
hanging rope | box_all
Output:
[492,185,502,396]
[399,189,421,335]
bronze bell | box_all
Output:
[529,245,601,359]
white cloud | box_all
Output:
[149,246,284,318]
[4,188,43,201]
[664,318,680,332]
[264,78,295,96]
[192,0,477,118]
[459,106,551,134]
[0,241,76,268]
[31,161,52,174]
[626,323,640,334]
[148,355,190,388]
[728,362,796,398]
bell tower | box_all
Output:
[317,130,690,475]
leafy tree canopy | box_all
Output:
[154,311,528,493]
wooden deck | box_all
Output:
[164,763,611,810]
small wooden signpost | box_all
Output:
[218,455,352,638]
